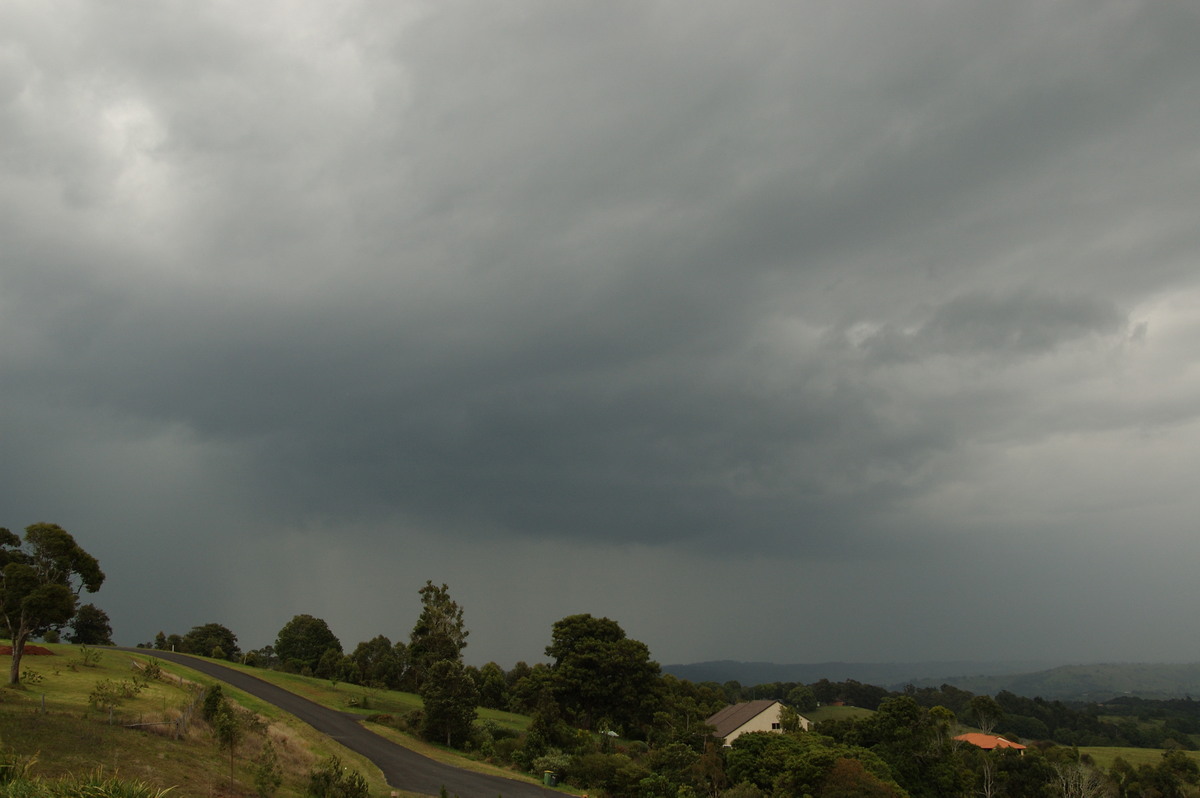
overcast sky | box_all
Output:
[4,1,1200,670]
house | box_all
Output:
[705,700,812,747]
[954,733,1027,753]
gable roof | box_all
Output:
[705,700,781,739]
[954,733,1027,751]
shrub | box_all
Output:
[532,750,572,783]
[0,749,37,785]
[307,755,368,798]
[76,646,101,668]
[570,753,633,790]
[253,740,283,798]
[89,679,145,713]
[201,685,224,723]
[138,658,163,682]
[492,736,522,765]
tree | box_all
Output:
[68,603,114,645]
[476,661,509,709]
[727,730,903,797]
[786,684,818,713]
[349,634,405,688]
[253,739,283,798]
[408,581,468,689]
[181,623,240,660]
[420,659,479,747]
[214,701,245,791]
[546,613,662,734]
[848,696,970,798]
[274,614,341,673]
[969,694,1005,735]
[1,523,105,685]
[1054,760,1112,798]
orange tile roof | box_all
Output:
[955,733,1027,750]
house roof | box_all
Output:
[705,700,781,739]
[955,733,1027,751]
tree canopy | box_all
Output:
[420,659,479,748]
[407,581,467,689]
[181,622,240,660]
[68,603,114,645]
[1,523,104,685]
[546,613,662,734]
[274,614,342,673]
[348,634,405,689]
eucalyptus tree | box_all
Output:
[407,581,467,689]
[1,523,105,685]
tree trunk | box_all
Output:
[9,634,26,685]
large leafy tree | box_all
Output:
[545,613,662,734]
[1,523,105,685]
[848,696,970,798]
[68,603,114,645]
[181,622,240,660]
[407,581,467,689]
[274,614,342,673]
[420,659,479,747]
[349,634,405,689]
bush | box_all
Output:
[307,756,368,798]
[531,750,572,783]
[89,679,145,713]
[202,685,224,723]
[492,736,522,765]
[76,646,101,668]
[253,740,283,798]
[138,658,163,682]
[0,749,37,785]
[398,709,424,734]
[570,753,634,790]
[720,784,764,798]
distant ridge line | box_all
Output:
[663,660,1200,701]
[662,660,1062,688]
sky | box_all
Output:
[3,1,1200,671]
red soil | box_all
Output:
[0,645,55,656]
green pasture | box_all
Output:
[806,704,874,723]
[0,644,410,797]
[1078,745,1200,771]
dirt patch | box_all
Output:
[0,645,55,656]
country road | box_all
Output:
[118,649,564,798]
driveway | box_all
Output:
[120,649,563,798]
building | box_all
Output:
[954,733,1027,753]
[705,700,811,746]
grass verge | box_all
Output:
[1,644,397,797]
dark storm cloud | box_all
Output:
[4,1,1200,663]
[859,290,1126,361]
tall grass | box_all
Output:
[0,768,172,798]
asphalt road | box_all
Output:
[118,649,563,798]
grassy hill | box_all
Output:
[0,644,542,797]
[1,643,396,796]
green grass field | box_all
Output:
[1,644,565,797]
[806,704,874,723]
[1078,745,1200,771]
[0,645,417,797]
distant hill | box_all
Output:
[664,660,1200,702]
[907,662,1200,701]
[662,660,1064,688]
